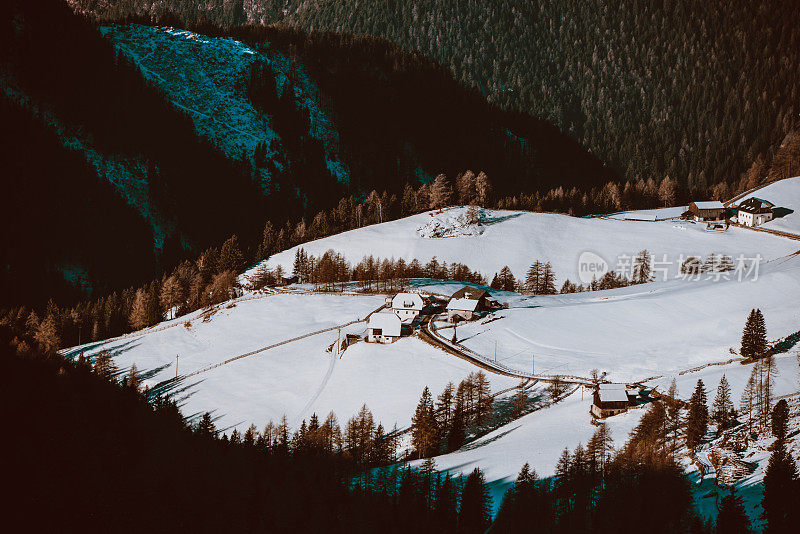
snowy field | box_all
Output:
[245,206,798,285]
[67,293,518,432]
[735,176,800,236]
[452,252,800,381]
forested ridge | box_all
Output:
[2,0,612,306]
[71,0,800,190]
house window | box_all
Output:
[373,328,382,336]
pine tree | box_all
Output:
[196,412,216,437]
[432,473,459,532]
[456,170,477,205]
[447,403,466,452]
[685,379,708,449]
[160,274,184,320]
[475,171,492,207]
[129,288,152,330]
[632,249,652,283]
[458,468,492,534]
[436,382,455,430]
[711,374,733,430]
[761,439,799,533]
[666,378,682,456]
[586,424,613,476]
[510,386,528,418]
[771,399,789,442]
[741,308,768,359]
[34,313,60,353]
[740,368,757,435]
[256,220,276,261]
[93,350,115,381]
[126,364,140,391]
[429,174,453,209]
[716,489,752,534]
[525,261,542,294]
[541,261,557,294]
[411,386,438,458]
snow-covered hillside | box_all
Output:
[69,194,800,525]
[66,292,519,431]
[246,205,798,284]
[734,176,800,236]
[453,253,800,381]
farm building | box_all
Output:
[686,201,726,222]
[391,292,425,322]
[366,312,402,344]
[450,286,490,307]
[590,384,630,418]
[446,297,480,322]
[737,197,774,227]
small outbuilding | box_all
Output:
[591,384,630,418]
[687,201,726,222]
[366,312,402,343]
[391,292,425,322]
[737,197,774,227]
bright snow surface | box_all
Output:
[245,205,798,284]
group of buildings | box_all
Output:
[685,197,776,228]
[365,286,498,343]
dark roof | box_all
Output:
[451,286,489,300]
[738,197,774,214]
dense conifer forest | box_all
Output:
[70,0,800,191]
[2,0,617,306]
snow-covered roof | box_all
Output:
[368,312,401,337]
[597,389,629,403]
[391,292,424,311]
[692,201,725,210]
[446,298,480,312]
[599,383,626,390]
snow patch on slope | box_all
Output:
[416,207,485,238]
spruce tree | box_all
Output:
[761,439,799,533]
[457,468,491,534]
[711,374,733,430]
[411,386,438,458]
[632,249,653,283]
[716,489,752,534]
[685,379,708,449]
[771,399,789,442]
[93,350,115,381]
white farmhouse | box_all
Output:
[391,292,425,322]
[737,197,774,227]
[446,297,480,322]
[366,311,402,343]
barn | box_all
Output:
[686,201,726,222]
[590,384,630,418]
